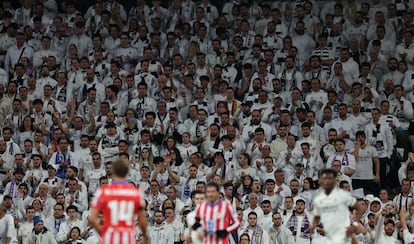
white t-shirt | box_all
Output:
[393,194,414,212]
[18,221,33,243]
[326,153,357,172]
[258,213,273,231]
[312,188,356,244]
[352,145,378,180]
[186,211,203,244]
[262,194,282,212]
[0,214,16,243]
[295,215,310,244]
[84,167,106,194]
[403,229,414,244]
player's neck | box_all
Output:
[208,198,220,205]
[112,176,126,182]
[324,188,334,195]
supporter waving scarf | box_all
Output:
[55,152,71,179]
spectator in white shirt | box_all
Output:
[4,32,34,74]
[67,22,92,58]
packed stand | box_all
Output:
[1,0,414,243]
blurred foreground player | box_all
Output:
[193,182,240,244]
[310,168,363,244]
[89,159,148,244]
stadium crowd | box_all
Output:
[1,0,414,243]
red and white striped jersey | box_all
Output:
[91,181,145,244]
[195,199,240,244]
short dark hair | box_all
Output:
[191,190,205,199]
[339,180,350,189]
[385,219,395,226]
[112,159,130,178]
[223,182,233,189]
[355,131,366,138]
[407,163,414,173]
[248,211,258,217]
[321,168,338,178]
[66,205,78,213]
[153,156,164,164]
[262,200,271,205]
[206,182,220,192]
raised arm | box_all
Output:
[87,104,96,133]
[400,208,409,231]
[166,156,180,183]
[206,162,220,182]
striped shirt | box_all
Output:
[312,47,335,74]
[195,199,240,244]
[91,181,145,244]
[312,47,334,61]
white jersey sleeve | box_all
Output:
[340,189,356,208]
[403,229,414,243]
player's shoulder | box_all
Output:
[335,188,352,196]
[118,184,143,194]
[223,199,235,207]
[313,188,351,199]
[312,189,325,201]
[221,199,231,204]
[96,184,112,193]
[99,183,141,194]
[332,188,355,202]
[198,201,208,208]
